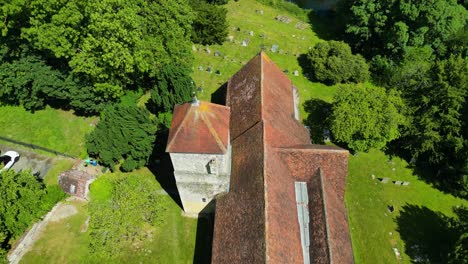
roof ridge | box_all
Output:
[200,111,227,153]
[166,104,192,152]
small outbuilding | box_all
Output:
[58,169,96,199]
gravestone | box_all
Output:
[205,47,211,54]
[215,70,221,75]
[228,35,234,42]
[293,70,299,76]
[283,69,289,74]
[206,67,212,73]
[394,181,402,185]
[198,66,204,71]
[387,205,394,213]
[192,45,197,51]
[381,177,390,183]
[271,44,279,53]
[323,129,331,142]
[197,86,203,92]
[214,51,222,57]
[402,182,410,186]
[242,39,249,46]
[249,31,254,36]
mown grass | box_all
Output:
[192,0,339,118]
[20,199,90,264]
[346,149,468,263]
[42,158,76,186]
[21,167,199,264]
[0,105,96,158]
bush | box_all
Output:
[305,40,369,85]
[191,1,229,45]
[86,104,159,171]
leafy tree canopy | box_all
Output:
[305,40,369,85]
[20,0,194,99]
[344,0,467,59]
[86,104,159,171]
[330,84,406,152]
[0,170,65,254]
[88,174,166,259]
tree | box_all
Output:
[399,55,467,170]
[149,64,194,118]
[330,84,406,152]
[22,0,194,99]
[343,0,467,59]
[305,40,369,85]
[86,104,158,171]
[88,175,166,259]
[191,0,228,45]
[0,170,65,254]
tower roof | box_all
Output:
[166,101,230,154]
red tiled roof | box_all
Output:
[212,52,353,263]
[166,101,230,154]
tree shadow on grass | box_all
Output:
[303,98,332,144]
[395,204,464,263]
[307,10,345,41]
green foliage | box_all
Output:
[255,0,309,20]
[88,174,166,259]
[86,104,158,171]
[149,64,194,114]
[399,55,467,168]
[0,53,107,113]
[344,0,468,59]
[330,84,406,152]
[305,40,369,85]
[0,170,65,253]
[22,0,194,99]
[191,1,229,45]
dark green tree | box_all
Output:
[149,64,194,114]
[343,0,467,59]
[305,40,369,85]
[330,84,406,152]
[86,104,158,171]
[191,0,228,45]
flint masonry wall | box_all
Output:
[170,145,231,215]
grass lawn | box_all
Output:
[21,167,200,264]
[346,149,468,263]
[192,0,339,117]
[20,199,90,264]
[0,105,96,158]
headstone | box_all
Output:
[197,86,203,92]
[371,174,375,180]
[214,51,222,57]
[323,128,330,142]
[205,47,211,54]
[223,55,228,60]
[394,180,402,185]
[260,10,264,15]
[207,67,212,73]
[237,27,241,32]
[402,182,410,186]
[198,66,204,71]
[283,69,289,74]
[228,35,234,42]
[249,31,254,36]
[271,44,279,53]
[387,205,394,213]
[260,33,265,38]
[392,167,396,171]
[392,247,401,260]
[293,70,299,76]
[192,45,197,51]
[242,39,249,46]
[381,177,390,183]
[215,70,221,75]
